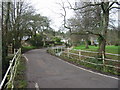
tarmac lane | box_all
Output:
[24,49,119,88]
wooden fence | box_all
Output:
[49,46,120,72]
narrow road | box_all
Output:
[24,49,119,88]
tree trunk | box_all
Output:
[14,2,23,49]
[2,2,11,76]
[98,3,109,57]
[42,33,45,47]
[98,38,106,57]
[85,38,89,49]
[3,2,10,56]
[90,37,94,45]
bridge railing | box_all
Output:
[0,48,21,89]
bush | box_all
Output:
[21,46,36,53]
[65,43,71,48]
[28,34,43,47]
[52,37,63,45]
[2,55,13,76]
[87,40,91,45]
[115,43,119,46]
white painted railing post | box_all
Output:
[79,50,81,60]
[20,48,21,55]
[102,51,105,71]
[102,52,105,64]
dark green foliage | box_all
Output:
[2,55,13,77]
[97,35,104,45]
[65,43,71,48]
[114,43,120,46]
[87,40,91,45]
[52,37,63,45]
[21,46,37,53]
[28,34,43,47]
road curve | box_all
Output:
[24,49,119,88]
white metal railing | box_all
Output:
[0,48,21,89]
[48,47,120,70]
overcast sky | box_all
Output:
[28,0,118,31]
[29,0,75,31]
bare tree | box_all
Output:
[68,1,120,56]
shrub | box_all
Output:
[115,43,119,46]
[28,34,43,47]
[52,37,63,45]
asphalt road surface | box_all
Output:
[24,49,119,88]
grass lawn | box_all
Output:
[73,45,120,54]
[22,46,37,53]
[22,46,36,49]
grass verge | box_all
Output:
[21,46,37,53]
[14,56,27,88]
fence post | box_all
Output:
[67,48,69,58]
[17,48,21,59]
[57,47,59,53]
[14,49,16,54]
[61,47,62,52]
[56,48,57,53]
[102,51,105,71]
[20,48,21,57]
[79,50,81,60]
[53,47,55,54]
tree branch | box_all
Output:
[68,2,101,10]
[71,32,87,35]
[107,2,115,10]
[71,30,102,37]
[59,1,72,32]
[101,2,106,13]
[85,31,101,37]
[109,2,120,10]
[109,7,120,10]
[116,2,120,5]
[74,8,96,13]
